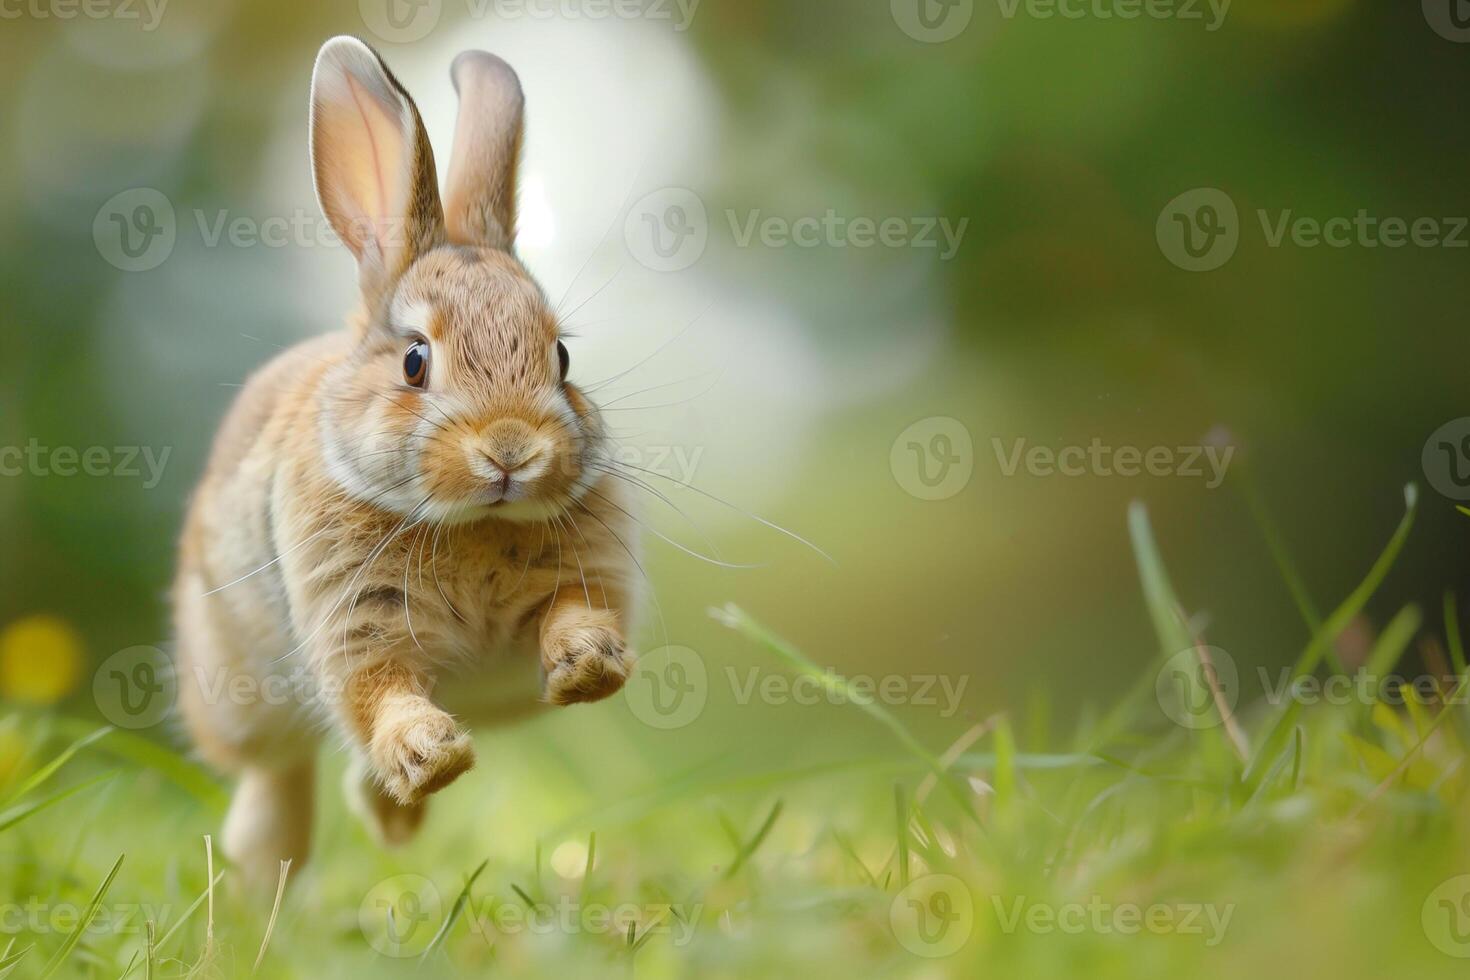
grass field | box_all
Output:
[2,487,1469,978]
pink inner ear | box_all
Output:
[315,68,412,264]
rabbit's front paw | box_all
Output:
[369,703,475,805]
[543,610,634,705]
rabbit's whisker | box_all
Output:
[595,458,833,564]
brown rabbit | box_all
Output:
[172,36,640,886]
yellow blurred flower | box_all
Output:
[0,615,85,705]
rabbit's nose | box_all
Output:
[478,453,509,484]
[478,445,540,477]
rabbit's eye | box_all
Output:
[556,340,570,382]
[403,340,430,388]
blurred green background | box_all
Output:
[1,0,1470,974]
[1,0,1465,728]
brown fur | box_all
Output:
[174,38,640,888]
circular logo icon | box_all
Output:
[1424,0,1470,42]
[1156,187,1239,272]
[1423,875,1470,957]
[891,417,974,501]
[93,645,176,730]
[890,874,974,958]
[93,188,176,273]
[359,0,442,43]
[891,0,974,42]
[1155,645,1238,730]
[624,644,707,730]
[1422,418,1470,501]
[359,874,443,957]
[623,188,708,272]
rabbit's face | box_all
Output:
[322,246,605,524]
[309,40,601,523]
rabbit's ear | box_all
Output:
[442,51,524,251]
[310,36,445,303]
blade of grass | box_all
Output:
[722,799,783,880]
[252,860,291,973]
[1445,591,1467,677]
[1353,605,1423,727]
[1236,466,1343,672]
[712,604,982,828]
[0,942,33,980]
[1349,674,1470,819]
[0,771,117,833]
[1101,503,1239,763]
[2,726,112,806]
[118,871,225,979]
[420,858,489,963]
[50,718,227,813]
[1246,485,1419,792]
[894,785,910,888]
[37,854,124,980]
[831,830,877,886]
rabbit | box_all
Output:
[171,36,641,888]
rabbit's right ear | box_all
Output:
[310,36,445,306]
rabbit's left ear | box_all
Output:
[442,51,525,251]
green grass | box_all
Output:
[3,487,1470,978]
